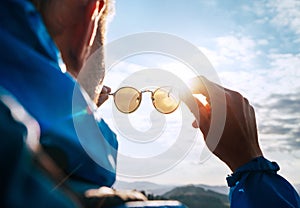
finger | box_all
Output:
[242,96,251,135]
[189,76,209,99]
[101,85,111,94]
[226,89,247,123]
[182,76,224,118]
[248,104,259,146]
[193,97,211,138]
[85,187,115,198]
[97,94,109,106]
[188,76,230,110]
[180,82,211,134]
[192,120,198,128]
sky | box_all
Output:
[98,0,300,186]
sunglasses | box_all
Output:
[109,86,180,114]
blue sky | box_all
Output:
[100,0,300,186]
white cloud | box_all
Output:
[251,0,300,37]
[199,36,258,71]
[250,1,268,17]
[199,48,300,157]
[216,36,256,62]
[216,52,300,103]
[257,39,269,46]
[267,0,300,35]
[267,53,300,90]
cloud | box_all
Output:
[257,90,300,151]
[199,35,259,72]
[204,48,300,153]
[257,39,269,46]
[249,0,300,42]
[194,29,300,154]
[200,49,300,101]
[268,53,300,71]
[267,0,300,35]
[216,36,256,60]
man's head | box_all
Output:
[31,0,111,77]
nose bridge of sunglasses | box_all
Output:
[140,89,154,101]
[140,89,153,93]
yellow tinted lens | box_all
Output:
[152,87,180,114]
[114,87,141,113]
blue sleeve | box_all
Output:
[226,157,300,208]
[0,94,79,208]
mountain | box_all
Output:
[114,181,300,207]
[113,181,229,196]
[113,181,230,208]
[195,184,229,195]
[113,181,176,195]
[163,185,230,208]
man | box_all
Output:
[0,0,299,208]
[0,0,117,193]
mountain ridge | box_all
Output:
[162,185,230,208]
[113,180,229,195]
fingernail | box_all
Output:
[192,120,198,128]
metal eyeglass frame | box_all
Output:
[108,86,180,114]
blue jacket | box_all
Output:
[227,157,300,208]
[0,89,81,208]
[0,0,118,187]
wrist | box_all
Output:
[226,156,280,187]
[226,151,263,172]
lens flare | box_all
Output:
[193,93,209,106]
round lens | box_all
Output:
[114,87,141,113]
[152,87,180,114]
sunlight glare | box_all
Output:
[193,93,208,106]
